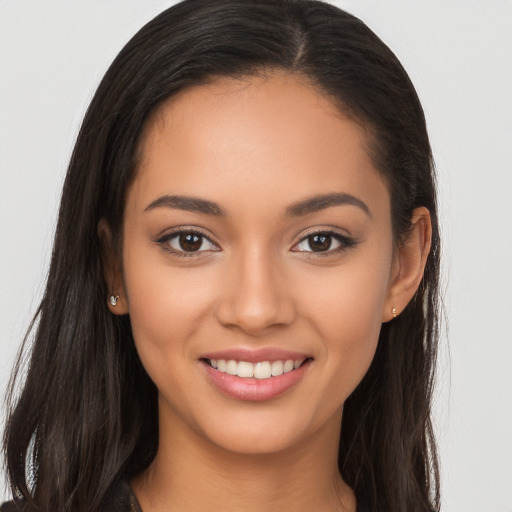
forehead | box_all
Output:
[130,71,388,216]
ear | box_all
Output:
[98,219,129,315]
[382,207,432,322]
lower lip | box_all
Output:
[201,360,311,402]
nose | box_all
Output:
[216,248,296,336]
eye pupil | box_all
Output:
[179,233,202,251]
[309,234,331,252]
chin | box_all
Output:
[192,403,340,458]
[206,424,307,456]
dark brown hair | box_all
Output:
[4,1,440,510]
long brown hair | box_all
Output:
[4,1,441,510]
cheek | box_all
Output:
[121,250,222,416]
[299,252,391,330]
[297,253,391,392]
[125,270,180,349]
[121,244,218,358]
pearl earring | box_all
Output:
[392,307,397,318]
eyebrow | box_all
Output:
[144,195,226,216]
[285,192,371,217]
[144,192,370,218]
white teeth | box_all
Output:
[226,360,238,376]
[254,361,272,379]
[271,360,284,376]
[283,360,294,373]
[208,358,306,379]
[237,361,254,378]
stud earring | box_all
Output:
[109,295,120,307]
[392,307,397,318]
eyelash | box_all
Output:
[155,228,357,258]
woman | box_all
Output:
[2,0,441,511]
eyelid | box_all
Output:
[293,225,351,240]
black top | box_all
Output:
[1,481,369,511]
[0,480,143,512]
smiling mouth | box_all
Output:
[202,358,311,380]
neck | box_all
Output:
[131,405,356,512]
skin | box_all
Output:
[101,71,431,512]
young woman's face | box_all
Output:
[119,72,397,455]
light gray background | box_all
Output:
[1,1,511,510]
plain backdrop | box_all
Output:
[1,1,511,510]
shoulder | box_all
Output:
[1,481,142,512]
[0,502,22,512]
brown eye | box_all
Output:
[292,231,354,254]
[161,230,218,254]
[307,234,332,252]
[179,233,203,252]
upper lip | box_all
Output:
[200,347,311,363]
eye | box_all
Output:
[291,231,354,254]
[157,229,219,255]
